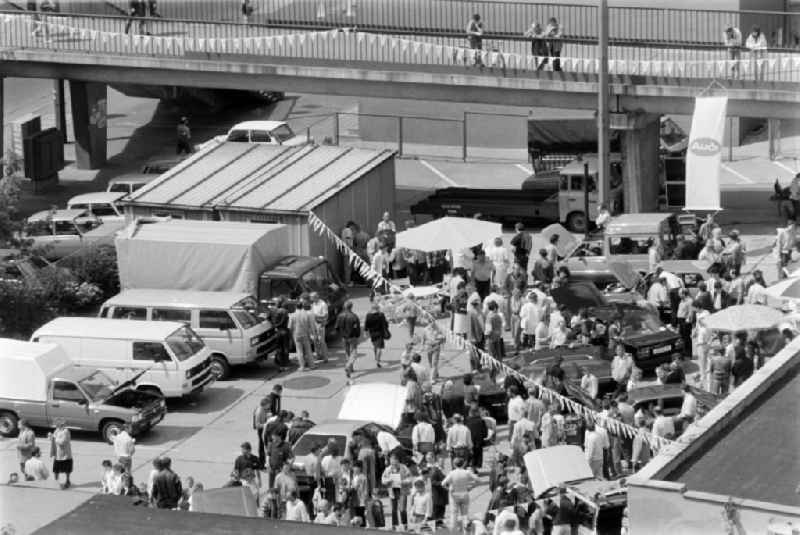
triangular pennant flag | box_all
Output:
[264,36,274,52]
[356,32,365,44]
[401,40,409,53]
[412,42,421,55]
[286,34,296,48]
[232,38,241,53]
[330,28,338,40]
[793,57,800,69]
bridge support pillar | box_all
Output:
[620,112,660,213]
[69,80,107,169]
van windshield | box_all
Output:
[232,298,260,329]
[77,370,117,401]
[166,327,205,361]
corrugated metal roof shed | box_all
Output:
[125,142,395,214]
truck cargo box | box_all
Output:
[0,338,72,402]
[115,220,289,295]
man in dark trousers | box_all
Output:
[267,384,282,415]
[266,429,294,488]
[510,223,532,271]
[176,116,192,155]
[125,0,147,35]
[151,456,182,509]
[270,298,291,371]
[252,397,272,469]
[464,405,488,473]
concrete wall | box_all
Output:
[628,482,800,535]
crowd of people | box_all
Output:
[12,207,793,534]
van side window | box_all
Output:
[199,310,236,330]
[111,307,147,320]
[92,204,118,217]
[133,342,170,362]
[52,381,85,403]
[152,308,191,323]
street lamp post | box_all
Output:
[598,0,611,210]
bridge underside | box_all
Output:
[3,50,799,120]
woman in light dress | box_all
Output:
[486,237,512,289]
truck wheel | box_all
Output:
[0,411,19,437]
[101,419,124,444]
[209,354,231,381]
[566,211,587,233]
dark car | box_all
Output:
[257,256,348,329]
[442,370,507,422]
[627,384,720,418]
[517,351,616,410]
[551,281,684,371]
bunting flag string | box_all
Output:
[307,211,674,452]
[2,12,796,84]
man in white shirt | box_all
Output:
[678,384,697,423]
[594,420,613,479]
[285,490,310,522]
[652,407,676,440]
[112,424,136,474]
[506,386,526,437]
[510,413,537,450]
[694,310,712,386]
[309,292,329,363]
[583,421,604,479]
[646,276,669,322]
[446,414,473,467]
[580,366,599,399]
[411,416,436,455]
[595,204,611,231]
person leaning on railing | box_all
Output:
[745,25,768,80]
[545,17,563,72]
[524,21,549,70]
[722,25,742,76]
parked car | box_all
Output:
[99,289,279,380]
[551,280,684,371]
[292,383,414,494]
[441,370,508,422]
[627,384,720,420]
[0,338,166,443]
[66,192,126,224]
[31,317,215,399]
[223,121,309,146]
[22,209,125,260]
[106,173,156,195]
[141,155,186,175]
[523,446,627,533]
[0,249,63,285]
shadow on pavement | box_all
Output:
[132,425,204,446]
[166,386,245,414]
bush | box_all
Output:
[59,244,120,299]
[0,267,104,339]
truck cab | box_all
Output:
[556,154,624,233]
[258,256,348,327]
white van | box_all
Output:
[31,318,215,398]
[99,290,278,380]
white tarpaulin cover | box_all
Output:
[0,339,72,402]
[115,220,288,294]
[395,217,502,253]
[337,383,406,429]
[684,96,727,211]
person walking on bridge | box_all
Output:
[466,13,484,68]
[125,0,147,35]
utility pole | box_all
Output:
[598,0,611,209]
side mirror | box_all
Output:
[77,398,88,406]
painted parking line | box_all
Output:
[419,159,461,187]
[515,163,533,174]
[773,160,799,175]
[721,163,754,184]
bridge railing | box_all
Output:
[2,11,799,83]
[93,0,800,49]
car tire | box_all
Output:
[0,411,19,437]
[566,211,587,233]
[210,354,231,381]
[101,419,124,444]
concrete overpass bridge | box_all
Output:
[1,8,799,208]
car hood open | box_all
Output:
[607,260,642,290]
[523,445,595,496]
[337,383,407,429]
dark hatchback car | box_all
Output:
[551,281,683,371]
[257,256,348,329]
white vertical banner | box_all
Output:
[684,96,727,211]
